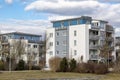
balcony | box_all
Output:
[91,26,100,30]
[106,37,114,41]
[90,54,99,60]
[89,35,99,40]
[89,44,99,50]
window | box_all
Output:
[63,50,67,54]
[70,19,77,25]
[74,30,77,36]
[28,44,31,48]
[74,50,77,55]
[63,41,66,46]
[56,51,59,54]
[63,21,69,27]
[53,22,61,28]
[49,42,53,46]
[20,36,24,39]
[33,45,37,48]
[74,40,77,46]
[63,32,67,36]
[49,51,53,55]
[56,32,59,36]
[50,33,53,37]
[56,41,59,46]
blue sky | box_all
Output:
[0,0,120,36]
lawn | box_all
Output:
[0,71,120,80]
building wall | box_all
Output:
[46,28,55,67]
[69,24,90,62]
[55,28,69,58]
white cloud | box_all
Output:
[0,19,52,36]
[24,0,120,35]
[5,0,13,4]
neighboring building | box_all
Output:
[46,16,115,67]
[0,32,43,66]
[115,37,120,60]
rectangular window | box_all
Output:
[56,41,59,46]
[63,32,67,36]
[74,50,77,55]
[56,51,59,54]
[79,19,87,24]
[63,21,69,27]
[28,44,31,48]
[33,45,37,48]
[63,50,67,54]
[74,40,77,46]
[74,30,77,36]
[56,32,59,36]
[63,41,66,46]
[49,51,53,55]
[70,19,77,25]
[49,42,53,46]
[53,22,61,28]
[50,33,53,37]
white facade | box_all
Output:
[46,16,115,68]
[69,24,90,62]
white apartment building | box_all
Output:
[46,16,115,67]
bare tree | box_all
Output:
[99,38,113,67]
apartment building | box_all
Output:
[46,16,115,67]
[0,32,43,66]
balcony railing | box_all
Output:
[89,44,99,50]
[91,26,100,30]
[90,54,99,60]
[106,37,114,41]
[89,35,99,40]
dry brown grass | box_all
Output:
[0,71,120,80]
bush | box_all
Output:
[49,57,62,72]
[76,63,89,73]
[60,57,68,72]
[69,58,77,72]
[0,60,4,70]
[76,62,107,74]
[94,63,108,74]
[32,66,40,70]
[16,59,25,70]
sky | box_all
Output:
[0,0,120,36]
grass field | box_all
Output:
[0,71,120,80]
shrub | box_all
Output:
[60,57,68,72]
[76,62,95,73]
[69,58,77,72]
[32,66,40,70]
[16,59,25,70]
[0,60,4,70]
[87,62,95,73]
[49,57,62,72]
[76,63,89,73]
[94,63,108,74]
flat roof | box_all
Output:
[51,16,108,23]
[1,32,42,37]
[51,16,92,23]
